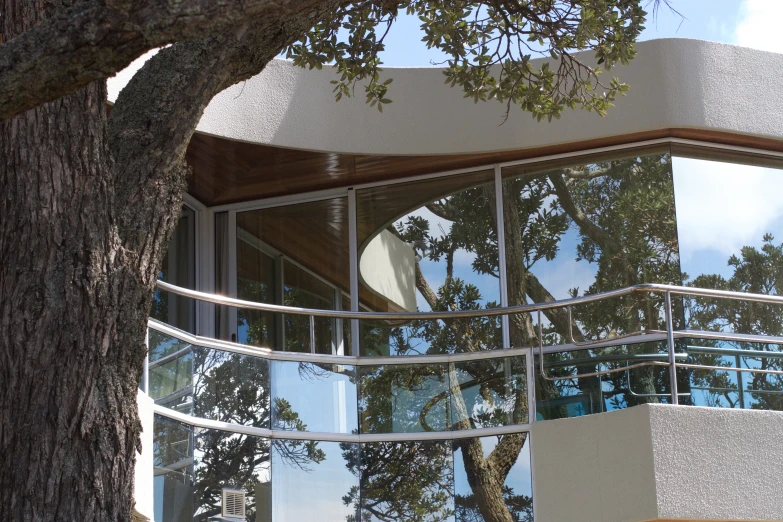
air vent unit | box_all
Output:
[221,488,246,519]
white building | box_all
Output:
[118,39,783,522]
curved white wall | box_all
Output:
[359,230,417,312]
[109,39,783,155]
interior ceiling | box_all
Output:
[184,127,783,207]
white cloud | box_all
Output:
[735,0,783,54]
[673,157,783,261]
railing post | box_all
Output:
[664,291,678,405]
[736,353,746,409]
[309,315,316,354]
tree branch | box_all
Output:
[548,171,619,253]
[0,0,338,120]
[108,2,341,265]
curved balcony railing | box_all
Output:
[149,279,783,438]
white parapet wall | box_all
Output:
[531,404,783,522]
[134,391,155,521]
[109,39,783,157]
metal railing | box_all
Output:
[153,279,783,407]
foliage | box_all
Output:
[288,0,649,120]
[686,235,783,410]
[341,440,455,522]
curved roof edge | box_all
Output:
[108,39,783,156]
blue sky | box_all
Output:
[376,0,783,67]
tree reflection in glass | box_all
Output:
[450,356,528,429]
[193,429,271,522]
[192,347,271,428]
[345,440,455,522]
[673,153,783,410]
[454,436,533,522]
[502,149,682,417]
[358,364,450,434]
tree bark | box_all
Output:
[0,78,148,521]
[0,0,339,120]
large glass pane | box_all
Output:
[672,149,783,408]
[502,148,682,417]
[450,356,528,430]
[271,361,358,434]
[148,330,193,414]
[149,329,272,428]
[356,441,455,522]
[357,170,502,356]
[272,440,360,522]
[153,415,195,522]
[193,428,271,521]
[153,205,197,333]
[454,435,533,522]
[192,347,271,429]
[236,198,350,354]
[359,364,449,434]
[236,240,279,348]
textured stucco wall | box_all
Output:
[651,406,783,521]
[108,39,783,156]
[531,404,783,522]
[531,406,659,522]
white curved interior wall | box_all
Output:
[109,39,783,156]
[359,230,417,312]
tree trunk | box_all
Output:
[1,1,176,520]
[0,79,151,520]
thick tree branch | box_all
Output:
[524,271,584,342]
[0,0,337,120]
[548,171,619,253]
[108,2,341,264]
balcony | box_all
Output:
[139,280,783,522]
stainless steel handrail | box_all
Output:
[156,279,783,320]
[153,279,783,406]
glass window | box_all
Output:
[192,347,271,429]
[236,239,279,348]
[356,170,501,356]
[235,198,350,354]
[193,428,271,521]
[153,415,195,522]
[358,364,449,434]
[271,361,358,434]
[153,205,197,333]
[148,330,193,415]
[672,148,783,410]
[502,148,682,418]
[272,440,360,522]
[454,434,533,522]
[357,441,455,522]
[501,147,681,345]
[450,356,528,430]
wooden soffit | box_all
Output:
[185,128,783,207]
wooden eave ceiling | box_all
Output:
[185,128,783,207]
